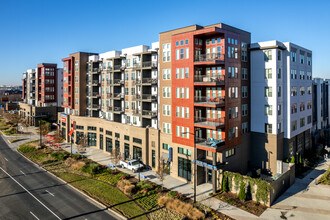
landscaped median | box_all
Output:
[318,165,330,185]
[17,141,233,220]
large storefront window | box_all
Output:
[76,131,83,144]
[100,134,103,150]
[88,133,96,146]
[124,143,130,160]
[133,146,142,160]
[178,157,191,181]
[106,137,112,153]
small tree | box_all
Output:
[5,112,22,133]
[111,147,120,170]
[39,120,50,147]
[290,155,295,164]
[156,159,168,190]
[77,134,88,153]
[53,128,63,143]
[238,181,246,201]
[221,173,228,192]
[21,118,30,134]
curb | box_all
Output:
[13,140,127,220]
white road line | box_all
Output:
[20,170,26,176]
[46,190,55,197]
[0,166,61,220]
[30,211,40,220]
[4,158,8,161]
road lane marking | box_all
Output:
[30,211,40,220]
[4,158,8,161]
[46,190,55,197]
[20,170,26,176]
[0,166,61,220]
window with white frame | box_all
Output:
[242,104,248,116]
[265,105,273,115]
[265,68,272,79]
[242,86,248,98]
[162,43,171,62]
[163,105,171,116]
[265,87,272,97]
[242,68,248,80]
[163,69,171,80]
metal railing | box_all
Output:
[114,65,121,70]
[142,110,157,117]
[88,104,100,109]
[194,96,225,105]
[141,94,157,101]
[113,79,124,84]
[194,53,224,62]
[194,75,225,83]
[142,78,157,84]
[142,61,157,68]
[113,93,124,99]
[194,117,225,127]
[133,63,141,69]
[195,137,225,148]
[113,106,123,112]
[92,68,100,72]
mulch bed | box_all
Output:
[215,191,267,216]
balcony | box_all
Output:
[142,61,157,68]
[195,137,225,150]
[142,110,157,118]
[87,104,100,109]
[194,75,225,85]
[133,63,141,69]
[133,94,141,100]
[92,68,101,73]
[113,79,124,85]
[194,96,225,107]
[113,106,124,113]
[90,92,100,97]
[107,106,113,111]
[194,117,225,128]
[113,93,124,99]
[194,53,225,65]
[113,65,121,71]
[141,94,157,102]
[87,80,100,86]
[136,78,157,85]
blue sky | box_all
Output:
[0,0,329,85]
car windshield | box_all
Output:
[131,161,141,166]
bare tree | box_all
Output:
[77,134,88,153]
[111,147,120,170]
[38,121,50,147]
[53,128,63,143]
[5,112,22,133]
[156,159,169,190]
[21,118,30,134]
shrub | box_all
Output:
[72,154,81,160]
[71,161,86,170]
[124,184,136,195]
[238,181,246,201]
[167,191,178,197]
[117,179,135,195]
[158,197,204,220]
[65,157,77,166]
[137,181,152,190]
[42,159,58,164]
[221,175,228,192]
[81,163,101,175]
[51,152,70,161]
[18,144,37,153]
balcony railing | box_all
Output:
[107,106,113,111]
[194,96,225,105]
[113,79,124,85]
[87,80,100,85]
[194,75,225,83]
[92,68,100,72]
[133,63,141,69]
[195,137,225,148]
[113,106,123,112]
[142,110,157,117]
[194,53,224,62]
[114,65,121,70]
[88,104,100,109]
[113,93,124,99]
[194,117,225,127]
[142,61,157,68]
[142,78,157,84]
[141,94,157,101]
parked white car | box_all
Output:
[119,159,144,172]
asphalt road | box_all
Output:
[0,136,120,220]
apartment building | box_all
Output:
[57,23,251,193]
[250,41,313,174]
[312,78,330,145]
[19,63,63,126]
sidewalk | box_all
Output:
[1,127,40,150]
[60,143,259,220]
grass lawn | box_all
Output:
[9,138,21,143]
[55,172,147,220]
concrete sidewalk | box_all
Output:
[59,143,259,220]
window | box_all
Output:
[162,87,171,98]
[291,87,297,96]
[291,51,297,62]
[185,68,189,78]
[307,101,312,109]
[185,107,189,119]
[178,147,191,156]
[300,54,304,64]
[180,49,184,59]
[176,49,179,60]
[278,50,281,61]
[278,104,281,115]
[76,125,84,130]
[162,123,171,134]
[185,39,189,45]
[300,118,305,127]
[278,123,281,133]
[206,39,210,45]
[307,86,312,94]
[300,102,305,112]
[291,69,297,79]
[225,148,235,158]
[88,126,96,131]
[278,68,281,79]
[133,146,142,160]
[181,107,184,118]
[307,56,312,65]
[265,87,272,97]
[278,86,281,97]
[300,71,305,80]
[291,104,297,114]
[162,143,170,150]
[242,86,248,98]
[88,133,97,146]
[265,68,272,79]
[180,40,184,45]
[307,72,312,80]
[133,137,142,144]
[307,115,312,124]
[176,41,179,46]
[265,124,272,133]
[176,68,180,79]
[242,68,248,80]
[265,105,273,115]
[176,126,180,137]
[242,122,248,134]
[300,87,305,96]
[185,88,189,98]
[181,68,184,79]
[241,42,248,62]
[163,105,171,116]
[176,106,180,117]
[185,48,189,59]
[124,135,129,141]
[106,130,112,136]
[178,157,191,181]
[291,120,297,131]
[264,50,272,61]
[181,88,184,98]
[242,104,248,116]
[211,38,215,44]
[162,69,171,80]
[106,137,112,153]
[115,133,120,138]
